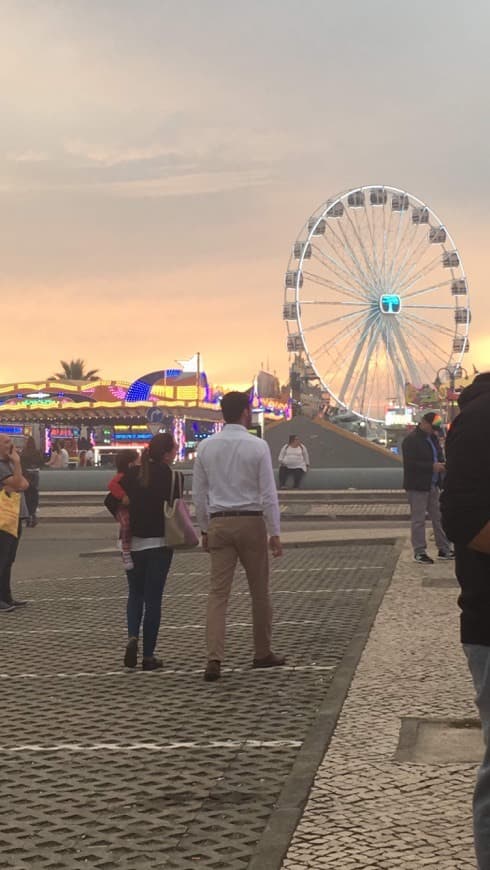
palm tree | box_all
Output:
[51,359,100,381]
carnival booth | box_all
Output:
[0,366,289,466]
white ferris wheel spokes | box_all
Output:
[283,185,471,423]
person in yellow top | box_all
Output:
[0,434,30,612]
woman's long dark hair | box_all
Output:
[21,436,41,464]
[140,433,175,487]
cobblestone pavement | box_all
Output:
[282,541,477,870]
[0,538,397,869]
[37,502,410,521]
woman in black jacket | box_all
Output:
[20,436,44,527]
[121,433,182,671]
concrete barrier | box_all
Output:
[291,467,403,490]
[39,466,403,493]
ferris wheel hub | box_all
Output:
[379,294,401,314]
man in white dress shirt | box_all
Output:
[192,391,285,682]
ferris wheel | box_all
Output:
[283,185,471,423]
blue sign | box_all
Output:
[0,425,23,435]
[379,294,401,314]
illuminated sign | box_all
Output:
[379,294,401,314]
[114,424,151,443]
[385,407,413,427]
[0,425,23,435]
[50,427,80,437]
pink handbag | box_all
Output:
[164,469,199,549]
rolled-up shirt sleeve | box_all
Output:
[192,451,210,532]
[258,445,281,536]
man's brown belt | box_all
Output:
[210,511,263,518]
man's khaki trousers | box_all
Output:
[206,516,272,662]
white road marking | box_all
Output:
[0,739,303,753]
[25,588,371,602]
[0,665,335,680]
[15,575,121,584]
[272,567,383,573]
[0,616,352,634]
[16,566,383,585]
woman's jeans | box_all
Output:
[279,466,305,488]
[126,547,173,658]
[464,643,490,869]
[25,470,40,517]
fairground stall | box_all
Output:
[0,368,289,466]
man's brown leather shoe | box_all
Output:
[204,660,221,682]
[252,652,286,668]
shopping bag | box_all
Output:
[164,470,199,549]
[0,489,21,537]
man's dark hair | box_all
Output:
[221,391,251,423]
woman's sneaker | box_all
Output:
[438,550,455,560]
[142,657,163,671]
[414,552,434,564]
[124,637,138,668]
[0,601,15,613]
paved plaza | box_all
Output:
[35,499,410,523]
[0,521,480,868]
[0,525,397,869]
[283,541,477,870]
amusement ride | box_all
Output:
[284,185,471,423]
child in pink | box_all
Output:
[108,449,139,571]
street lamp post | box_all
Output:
[434,364,468,423]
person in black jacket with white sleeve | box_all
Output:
[401,411,453,564]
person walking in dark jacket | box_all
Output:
[440,372,490,870]
[401,411,453,564]
[20,436,44,527]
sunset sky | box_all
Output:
[1,0,489,388]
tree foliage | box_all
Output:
[51,359,100,381]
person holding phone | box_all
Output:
[0,435,30,612]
